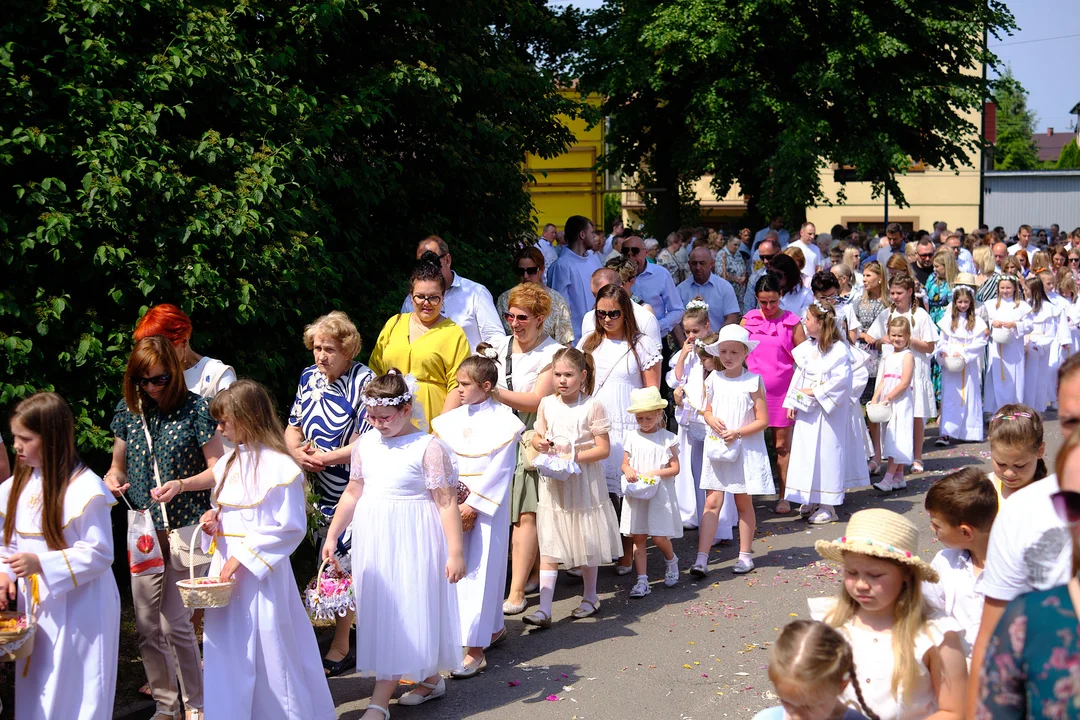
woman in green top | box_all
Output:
[104,335,223,720]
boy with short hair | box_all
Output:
[922,468,999,652]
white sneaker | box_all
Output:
[732,557,755,574]
[629,577,651,598]
[808,507,838,525]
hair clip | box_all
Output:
[685,299,710,311]
[694,339,707,349]
[990,411,1033,422]
[479,347,498,360]
[812,300,833,314]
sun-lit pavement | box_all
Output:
[326,414,1065,719]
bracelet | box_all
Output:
[177,479,185,493]
[736,429,742,439]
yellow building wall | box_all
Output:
[525,93,605,232]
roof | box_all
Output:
[1070,102,1080,115]
[1034,130,1072,162]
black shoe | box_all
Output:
[323,647,356,678]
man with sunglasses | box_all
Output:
[967,354,1080,709]
[619,235,685,339]
[548,215,604,342]
[401,235,503,350]
[743,237,780,311]
[912,237,937,286]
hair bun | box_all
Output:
[417,250,442,268]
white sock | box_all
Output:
[738,551,752,563]
[695,551,709,567]
[665,554,679,570]
[637,573,648,582]
[580,565,599,605]
[538,570,558,616]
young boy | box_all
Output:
[922,468,999,653]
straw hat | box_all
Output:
[953,272,978,289]
[627,387,668,414]
[704,324,759,356]
[814,508,938,583]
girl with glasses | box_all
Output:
[496,247,574,345]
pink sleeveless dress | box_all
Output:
[743,309,801,428]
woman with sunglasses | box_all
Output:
[496,247,574,345]
[104,336,224,720]
[369,252,472,429]
[771,254,814,316]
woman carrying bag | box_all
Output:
[104,336,223,720]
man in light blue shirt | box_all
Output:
[678,247,741,330]
[619,235,684,338]
[752,216,789,255]
[547,215,603,342]
[536,223,559,268]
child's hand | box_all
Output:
[799,387,815,397]
[682,337,696,353]
[4,553,41,579]
[624,470,639,484]
[0,574,15,602]
[706,417,726,435]
[217,556,242,583]
[150,480,182,504]
[720,428,739,443]
[199,509,220,536]
[321,537,340,570]
[786,408,796,421]
[673,387,685,407]
[446,552,466,584]
[532,435,553,453]
[460,504,477,532]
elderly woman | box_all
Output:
[719,232,750,307]
[497,247,574,345]
[134,304,236,398]
[105,336,224,720]
[369,251,472,425]
[487,284,562,615]
[284,310,375,676]
[644,237,660,263]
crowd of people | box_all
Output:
[2,215,1080,719]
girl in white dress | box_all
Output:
[783,303,867,525]
[983,274,1031,411]
[872,318,915,493]
[869,273,936,474]
[578,285,662,573]
[198,380,336,719]
[0,393,120,720]
[668,310,736,541]
[811,509,968,720]
[1023,277,1059,412]
[523,348,621,628]
[620,387,682,599]
[323,370,465,720]
[935,287,989,445]
[1057,273,1080,353]
[692,325,772,577]
[431,352,524,678]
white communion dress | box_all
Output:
[983,299,1031,410]
[620,428,683,538]
[349,430,462,681]
[200,446,335,720]
[0,467,120,720]
[870,307,938,419]
[432,399,524,648]
[878,349,915,464]
[700,370,774,495]
[936,313,989,442]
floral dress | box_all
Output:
[497,285,575,345]
[718,247,749,310]
[978,582,1080,719]
[925,274,952,400]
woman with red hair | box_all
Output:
[135,304,236,398]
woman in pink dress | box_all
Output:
[741,272,806,514]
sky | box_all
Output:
[550,0,1080,132]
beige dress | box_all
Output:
[533,394,622,567]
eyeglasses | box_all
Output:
[596,309,623,320]
[412,294,443,306]
[136,374,171,388]
[1051,490,1080,525]
[621,247,643,256]
[504,312,532,324]
[515,266,541,277]
[917,252,935,259]
[759,254,777,262]
[1070,258,1080,264]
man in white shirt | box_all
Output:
[401,236,505,350]
[1008,224,1034,255]
[945,233,976,274]
[967,358,1080,708]
[619,235,685,338]
[580,268,662,347]
[535,223,559,268]
[678,247,740,330]
[547,215,604,342]
[789,222,823,282]
[752,215,789,254]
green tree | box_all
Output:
[1057,138,1080,169]
[1,0,582,449]
[992,67,1041,170]
[577,0,1016,236]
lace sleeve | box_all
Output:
[422,437,459,490]
[349,441,363,482]
[587,399,611,436]
[636,335,663,370]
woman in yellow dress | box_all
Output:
[369,252,472,429]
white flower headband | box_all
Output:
[364,373,420,407]
[812,299,834,314]
[478,347,498,360]
[685,299,710,311]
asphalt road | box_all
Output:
[325,412,1067,720]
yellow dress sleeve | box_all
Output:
[368,314,404,375]
[442,322,472,393]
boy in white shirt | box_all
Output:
[922,468,999,654]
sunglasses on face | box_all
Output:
[759,254,777,262]
[136,374,171,388]
[597,309,623,320]
[515,266,541,277]
[1071,258,1080,264]
[1051,490,1080,525]
[412,294,443,306]
[917,252,934,259]
[504,312,533,324]
[622,247,643,256]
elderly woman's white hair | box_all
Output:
[302,310,362,359]
[644,237,660,251]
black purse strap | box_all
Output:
[505,340,515,392]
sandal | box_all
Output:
[570,599,601,619]
[487,628,507,649]
[867,460,881,475]
[363,705,390,719]
[398,677,445,706]
[522,609,552,629]
[322,647,356,678]
[911,461,924,474]
[774,499,792,514]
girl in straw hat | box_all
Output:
[620,387,682,598]
[691,324,772,577]
[810,509,968,720]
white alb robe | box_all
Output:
[200,447,336,720]
[432,399,523,647]
[0,467,120,720]
[1023,302,1060,412]
[937,314,989,441]
[983,299,1031,412]
[784,340,865,506]
[848,344,874,471]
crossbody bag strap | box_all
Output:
[505,340,515,392]
[140,414,171,530]
[594,345,633,394]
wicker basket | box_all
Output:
[176,526,234,609]
[0,579,37,663]
[304,557,355,621]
